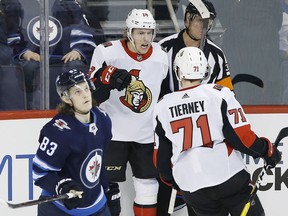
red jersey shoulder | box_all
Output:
[213,84,224,91]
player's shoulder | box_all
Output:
[92,106,112,130]
[152,42,169,61]
[96,40,119,51]
[203,84,234,99]
[40,113,77,143]
[92,106,110,120]
[43,113,74,132]
[152,42,167,53]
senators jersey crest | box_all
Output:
[119,69,152,113]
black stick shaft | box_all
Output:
[4,193,72,209]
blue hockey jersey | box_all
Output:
[32,106,112,215]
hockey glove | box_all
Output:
[55,178,84,210]
[105,183,121,216]
[98,65,131,91]
[261,137,282,169]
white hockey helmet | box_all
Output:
[126,9,156,41]
[173,47,208,81]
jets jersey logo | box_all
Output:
[53,119,71,131]
[119,69,152,113]
[27,16,62,47]
[80,149,102,188]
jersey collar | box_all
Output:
[121,39,153,62]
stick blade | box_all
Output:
[232,74,264,88]
[274,127,288,147]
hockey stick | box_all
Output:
[168,187,177,214]
[232,74,264,88]
[166,0,180,33]
[240,127,288,216]
[189,0,210,50]
[0,192,76,209]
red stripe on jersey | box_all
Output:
[224,140,233,156]
[234,125,257,148]
[153,149,158,168]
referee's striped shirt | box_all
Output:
[159,29,233,92]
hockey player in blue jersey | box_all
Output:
[32,68,112,216]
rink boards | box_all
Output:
[0,107,287,216]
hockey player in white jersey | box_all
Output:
[158,2,234,214]
[88,8,170,216]
[153,47,281,216]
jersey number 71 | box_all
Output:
[170,114,212,152]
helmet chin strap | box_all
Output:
[130,39,142,55]
[127,30,142,55]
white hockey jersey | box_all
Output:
[154,84,267,192]
[90,39,169,143]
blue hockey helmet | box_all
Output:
[56,68,95,97]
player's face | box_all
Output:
[187,15,204,40]
[130,28,154,54]
[68,82,92,113]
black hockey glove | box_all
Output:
[97,65,131,91]
[261,137,282,169]
[105,183,121,216]
[55,178,84,210]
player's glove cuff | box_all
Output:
[98,65,131,91]
[261,137,282,169]
[55,178,84,210]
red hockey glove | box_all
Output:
[98,65,131,91]
[261,137,281,169]
[55,178,84,210]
